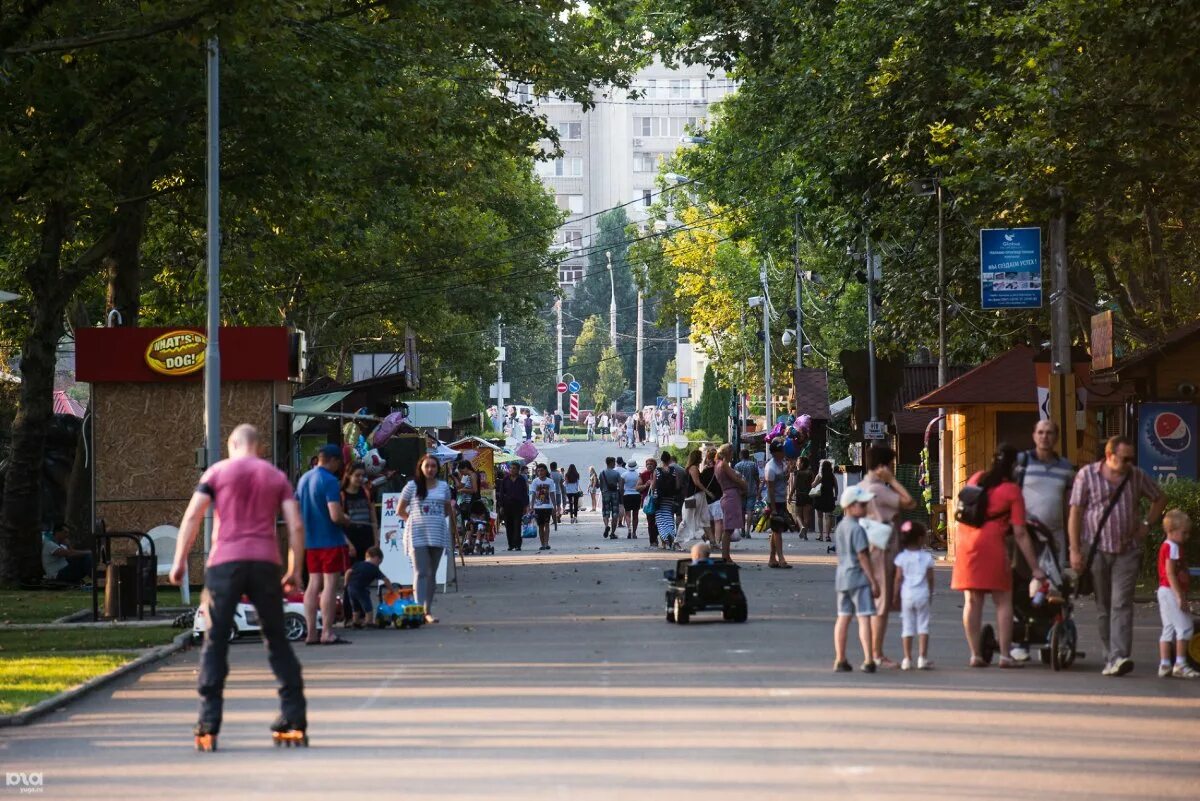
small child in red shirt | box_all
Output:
[1157,509,1197,679]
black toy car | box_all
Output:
[663,558,748,624]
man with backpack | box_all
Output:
[1068,435,1166,677]
[599,457,623,540]
[1009,419,1076,662]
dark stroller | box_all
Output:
[663,558,748,624]
[980,520,1084,671]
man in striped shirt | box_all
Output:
[1068,435,1167,677]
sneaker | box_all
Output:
[1172,663,1200,679]
[1112,657,1134,676]
[833,661,852,673]
[1010,646,1030,662]
[900,658,913,671]
[861,661,877,674]
[1158,663,1173,678]
[917,656,932,670]
[602,526,609,539]
[1100,662,1118,676]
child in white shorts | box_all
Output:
[1157,509,1197,679]
[892,521,934,670]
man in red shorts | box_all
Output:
[297,444,354,644]
[170,424,306,746]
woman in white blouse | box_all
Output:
[398,455,457,623]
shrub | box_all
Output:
[1139,479,1200,581]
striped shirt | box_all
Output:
[399,479,452,552]
[1015,451,1075,534]
[1068,462,1163,554]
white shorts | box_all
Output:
[900,591,931,637]
[708,500,724,522]
[1157,586,1194,642]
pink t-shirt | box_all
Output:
[200,456,294,567]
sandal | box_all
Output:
[968,656,987,668]
[998,657,1023,669]
[321,635,352,645]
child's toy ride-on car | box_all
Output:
[663,558,748,624]
[192,590,336,643]
[375,586,426,629]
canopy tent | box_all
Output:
[286,390,352,434]
[429,443,460,463]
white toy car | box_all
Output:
[192,590,326,644]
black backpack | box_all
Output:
[656,466,677,498]
[955,483,990,527]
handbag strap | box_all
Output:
[1076,465,1132,598]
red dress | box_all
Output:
[950,474,1025,592]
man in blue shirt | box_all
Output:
[296,444,353,645]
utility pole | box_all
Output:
[760,260,772,427]
[556,298,563,417]
[606,251,617,347]
[935,176,949,506]
[794,210,803,371]
[865,235,878,423]
[635,287,644,411]
[675,318,683,433]
[1049,187,1076,461]
[495,316,505,433]
[202,35,221,577]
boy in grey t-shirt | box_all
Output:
[833,485,880,673]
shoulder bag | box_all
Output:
[1075,466,1132,598]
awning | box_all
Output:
[53,390,85,417]
[287,391,352,434]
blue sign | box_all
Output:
[1138,402,1197,481]
[568,380,581,394]
[656,396,667,408]
[980,227,1042,309]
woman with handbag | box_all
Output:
[951,444,1047,667]
[715,444,748,562]
[812,460,838,541]
[679,450,710,543]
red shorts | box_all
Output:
[306,546,348,575]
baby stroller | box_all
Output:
[980,519,1084,671]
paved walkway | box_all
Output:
[2,510,1198,800]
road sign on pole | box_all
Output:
[569,393,579,420]
[556,381,567,394]
[568,380,581,394]
[864,420,887,440]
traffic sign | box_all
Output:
[488,382,511,399]
[568,380,581,394]
[864,420,887,440]
[569,393,579,420]
[556,381,567,393]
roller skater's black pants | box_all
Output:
[198,560,306,733]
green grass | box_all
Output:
[0,626,179,715]
[0,625,178,654]
[0,589,90,624]
[0,654,134,715]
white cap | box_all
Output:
[839,484,876,509]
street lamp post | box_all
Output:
[606,251,617,348]
[202,36,221,572]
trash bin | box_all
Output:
[102,558,156,619]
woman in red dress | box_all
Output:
[951,444,1047,667]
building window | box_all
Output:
[643,79,659,100]
[565,230,583,250]
[633,152,664,173]
[635,116,670,137]
[557,194,584,214]
[557,121,582,141]
[669,116,700,137]
[643,189,653,207]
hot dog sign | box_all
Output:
[144,330,206,376]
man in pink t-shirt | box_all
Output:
[170,424,307,747]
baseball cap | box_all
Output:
[318,444,343,460]
[839,484,875,509]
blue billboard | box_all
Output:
[980,227,1043,309]
[1139,402,1198,481]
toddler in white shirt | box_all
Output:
[893,521,935,670]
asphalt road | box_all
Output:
[3,442,1198,800]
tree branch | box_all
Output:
[4,6,211,56]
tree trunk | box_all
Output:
[104,168,153,326]
[0,203,69,585]
[1142,195,1175,329]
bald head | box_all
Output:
[227,424,260,457]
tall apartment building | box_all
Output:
[522,61,734,291]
